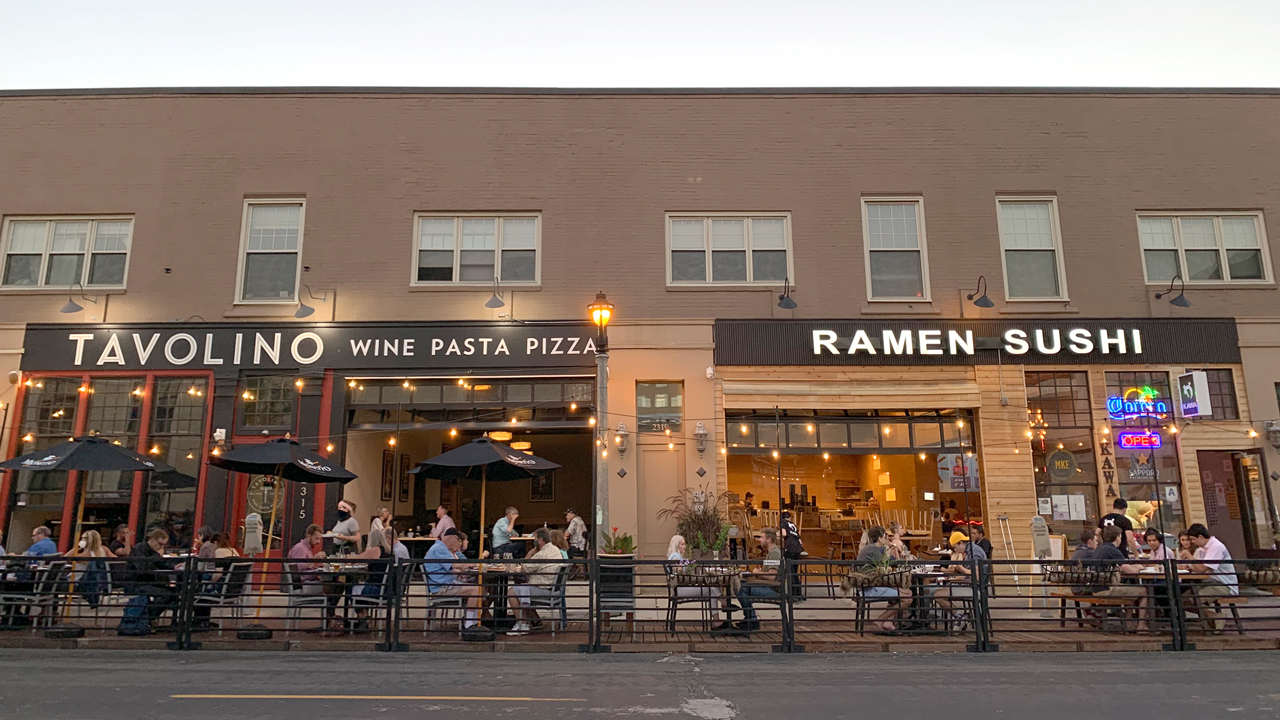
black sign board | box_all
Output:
[21,321,599,372]
[714,318,1240,366]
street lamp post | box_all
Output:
[589,292,614,549]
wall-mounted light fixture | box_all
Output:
[614,422,630,458]
[693,422,709,456]
[295,284,329,318]
[776,277,797,310]
[485,276,506,309]
[966,275,995,308]
[59,282,98,314]
[1154,274,1191,308]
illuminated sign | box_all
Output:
[1117,432,1162,450]
[1106,386,1171,421]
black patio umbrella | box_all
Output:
[411,437,560,553]
[208,438,356,639]
[0,435,176,639]
[0,435,175,474]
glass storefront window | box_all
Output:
[881,423,910,448]
[849,423,880,448]
[730,421,755,448]
[1032,428,1099,538]
[240,375,295,429]
[636,382,683,432]
[14,377,80,513]
[913,423,943,448]
[788,422,818,448]
[818,423,847,448]
[143,378,208,546]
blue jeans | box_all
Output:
[737,584,779,620]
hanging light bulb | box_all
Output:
[349,380,357,388]
[570,402,577,412]
[211,447,221,456]
[22,433,34,443]
[665,428,671,436]
[1102,427,1110,435]
[919,453,926,460]
[1014,447,1020,454]
[133,387,144,397]
[1248,429,1259,438]
[601,449,608,459]
[668,442,674,450]
[589,417,596,426]
[149,445,160,455]
[720,447,727,455]
[295,379,304,390]
[403,380,411,389]
[242,391,253,400]
[822,452,830,460]
[326,443,335,453]
[771,450,779,459]
[449,428,458,437]
[186,453,194,459]
[957,419,964,428]
[388,437,397,447]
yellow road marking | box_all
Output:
[171,694,585,702]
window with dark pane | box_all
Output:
[14,377,81,508]
[83,377,145,503]
[240,375,295,429]
[143,378,208,543]
[636,381,683,432]
[1025,371,1092,427]
[1201,369,1239,421]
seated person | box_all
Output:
[970,525,993,560]
[1071,528,1099,562]
[667,534,732,629]
[287,524,326,595]
[856,525,912,632]
[1144,528,1176,561]
[885,522,915,561]
[125,529,210,627]
[931,531,987,618]
[429,505,456,539]
[388,528,411,561]
[506,528,563,635]
[490,507,524,557]
[424,529,483,632]
[1088,525,1148,629]
[735,528,783,632]
[1186,523,1239,631]
[26,526,58,557]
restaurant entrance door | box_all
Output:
[1198,449,1278,559]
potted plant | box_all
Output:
[656,486,732,561]
[597,527,637,617]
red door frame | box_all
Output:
[0,369,216,550]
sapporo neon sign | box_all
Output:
[1106,386,1171,421]
[1117,431,1162,449]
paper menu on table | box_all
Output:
[1068,494,1087,521]
[1051,494,1070,521]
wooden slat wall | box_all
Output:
[975,366,1037,558]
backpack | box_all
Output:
[117,595,151,636]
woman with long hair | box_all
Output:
[66,530,112,608]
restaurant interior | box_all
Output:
[726,409,980,556]
[338,376,596,553]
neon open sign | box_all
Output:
[1106,386,1171,421]
[1117,432,1162,449]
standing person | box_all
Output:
[491,507,522,557]
[330,500,361,554]
[429,505,456,538]
[856,526,912,632]
[108,525,131,555]
[1099,498,1140,557]
[1187,523,1239,631]
[735,528,783,632]
[564,509,587,558]
[779,510,804,600]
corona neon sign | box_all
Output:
[1117,431,1162,449]
[1106,386,1170,421]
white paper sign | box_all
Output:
[1068,494,1088,521]
[1051,494,1070,521]
[1038,497,1053,515]
[1164,485,1179,503]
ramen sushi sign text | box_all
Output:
[812,327,1145,357]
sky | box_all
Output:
[1,1,1278,89]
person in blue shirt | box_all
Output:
[424,529,482,629]
[26,527,58,556]
[490,507,523,557]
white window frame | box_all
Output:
[860,197,931,302]
[0,216,134,289]
[1135,211,1273,286]
[235,199,306,304]
[995,196,1070,302]
[664,212,794,286]
[409,213,542,287]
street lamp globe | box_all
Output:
[589,291,614,330]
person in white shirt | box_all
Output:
[370,506,391,534]
[1187,523,1238,632]
[506,528,562,635]
[1143,528,1177,561]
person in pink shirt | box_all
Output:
[429,506,456,538]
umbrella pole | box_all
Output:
[479,466,487,559]
[254,474,281,620]
[62,475,90,620]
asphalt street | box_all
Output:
[1,649,1278,719]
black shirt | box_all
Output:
[124,542,175,593]
[1098,513,1134,556]
[1091,542,1127,564]
[975,538,993,559]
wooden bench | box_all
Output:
[1185,591,1247,635]
[1049,591,1137,629]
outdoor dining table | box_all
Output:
[315,562,369,633]
[675,564,744,630]
[899,570,954,636]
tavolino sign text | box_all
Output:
[812,327,1143,357]
[20,322,599,372]
[712,319,1241,366]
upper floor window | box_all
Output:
[413,214,540,285]
[667,214,791,285]
[1,217,133,288]
[237,200,304,302]
[239,375,296,430]
[1138,213,1271,284]
[997,198,1067,300]
[862,199,929,300]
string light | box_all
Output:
[449,428,458,437]
[22,434,33,443]
[132,388,144,397]
[1248,429,1259,438]
[589,417,596,426]
[186,453,194,459]
[242,391,254,400]
[570,402,577,411]
[349,380,357,388]
[211,447,221,456]
[78,385,89,393]
[326,443,335,453]
[720,447,727,455]
[771,450,779,459]
[665,428,671,436]
[822,452,829,460]
[601,449,608,459]
[403,380,411,389]
[295,379,304,390]
[957,419,964,428]
[149,445,160,455]
[668,442,674,450]
[388,437,397,447]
